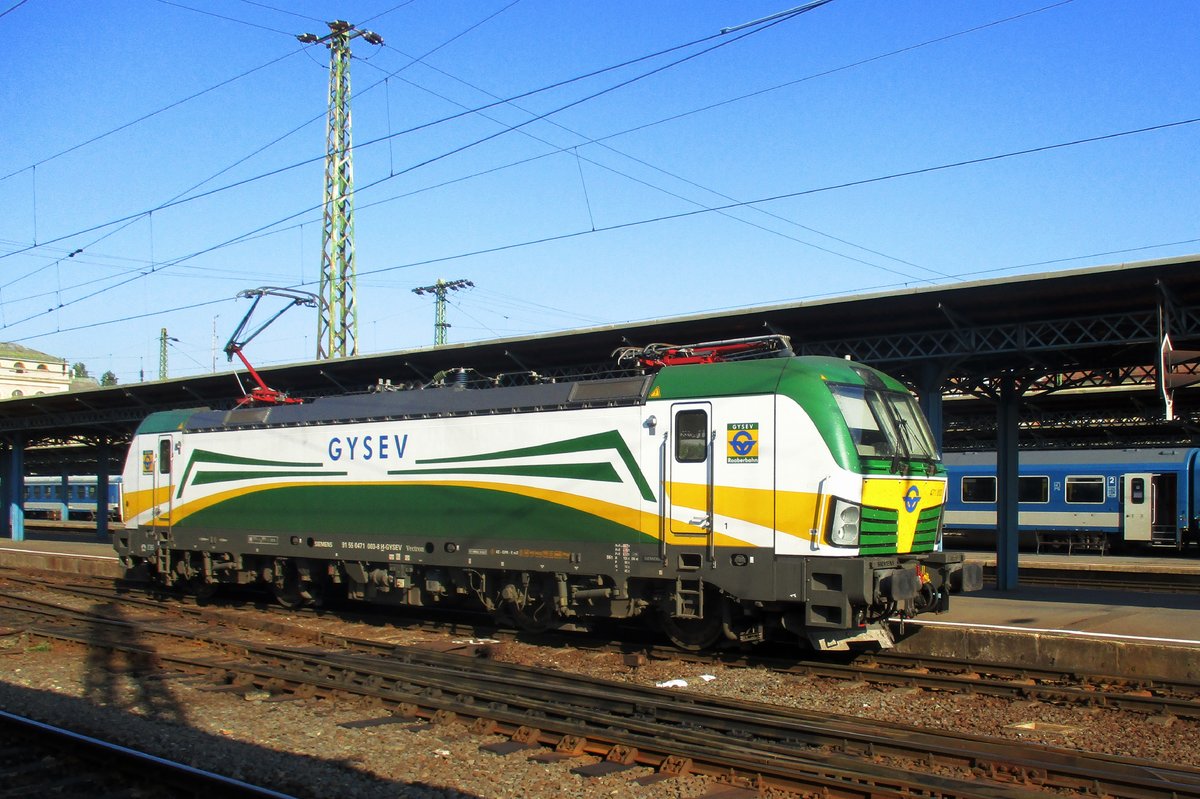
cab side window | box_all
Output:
[675,410,708,463]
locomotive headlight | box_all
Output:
[828,498,861,547]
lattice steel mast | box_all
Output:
[298,21,383,360]
[158,328,178,380]
[413,279,474,346]
[159,328,169,380]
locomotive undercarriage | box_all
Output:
[118,537,975,651]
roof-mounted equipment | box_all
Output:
[225,287,319,407]
[614,334,793,369]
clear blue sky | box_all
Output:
[1,0,1196,384]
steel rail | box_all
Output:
[0,709,297,799]
[9,575,1200,720]
[6,596,1200,799]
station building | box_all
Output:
[0,343,74,398]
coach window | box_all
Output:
[1065,475,1105,504]
[1019,475,1049,503]
[159,439,172,474]
[1130,477,1145,504]
[675,409,708,463]
[961,476,996,503]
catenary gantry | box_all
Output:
[3,254,1200,588]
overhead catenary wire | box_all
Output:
[0,46,307,185]
[338,117,1200,281]
[0,5,820,324]
[7,0,1190,357]
[343,0,1077,285]
[363,43,941,283]
[233,0,324,25]
[9,119,1198,345]
[0,0,30,21]
[0,0,1142,323]
[0,3,805,264]
[151,0,296,37]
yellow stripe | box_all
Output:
[667,482,822,544]
[124,485,173,520]
[164,478,768,548]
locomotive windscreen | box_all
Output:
[827,383,939,462]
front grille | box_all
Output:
[911,506,942,552]
[860,506,898,555]
[859,505,943,554]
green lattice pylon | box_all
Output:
[305,20,382,360]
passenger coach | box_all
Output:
[943,449,1200,552]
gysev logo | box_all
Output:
[726,422,759,463]
[904,485,921,513]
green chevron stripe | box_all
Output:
[415,430,654,502]
[191,469,349,487]
[179,449,326,497]
[390,462,620,483]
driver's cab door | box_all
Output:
[151,434,177,538]
[667,403,714,554]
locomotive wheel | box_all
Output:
[272,578,308,609]
[506,600,556,633]
[272,571,321,608]
[500,581,556,633]
[657,607,723,651]
[193,581,218,602]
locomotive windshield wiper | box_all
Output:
[881,398,911,476]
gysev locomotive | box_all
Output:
[113,339,980,650]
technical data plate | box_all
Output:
[570,761,635,778]
[338,715,418,729]
[481,740,540,756]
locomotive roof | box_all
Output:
[163,374,656,433]
[133,356,904,434]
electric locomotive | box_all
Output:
[113,339,980,650]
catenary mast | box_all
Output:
[297,21,383,359]
[412,279,474,346]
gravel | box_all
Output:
[0,594,1197,798]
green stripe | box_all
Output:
[415,430,654,502]
[179,448,325,497]
[390,462,620,483]
[176,483,650,543]
[192,470,348,487]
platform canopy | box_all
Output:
[2,254,1199,462]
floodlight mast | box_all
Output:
[224,287,319,407]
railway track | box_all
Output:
[9,573,1200,720]
[1,579,1199,798]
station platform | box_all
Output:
[0,532,1197,681]
[0,531,123,579]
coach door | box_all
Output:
[1122,473,1152,542]
[667,403,714,559]
[152,434,176,536]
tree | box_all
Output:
[71,362,90,379]
[100,371,118,386]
